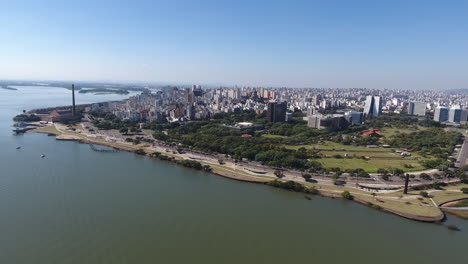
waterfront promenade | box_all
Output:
[28,122,468,223]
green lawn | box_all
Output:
[286,142,390,152]
[31,125,61,135]
[262,134,287,138]
[388,184,468,206]
[285,141,424,172]
[317,157,424,173]
[451,199,468,207]
[430,184,468,205]
[303,182,442,217]
[379,127,428,138]
[319,150,404,158]
[446,127,468,136]
[142,129,154,135]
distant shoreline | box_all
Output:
[78,88,129,95]
[0,86,18,91]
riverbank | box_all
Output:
[29,123,468,223]
[31,124,272,183]
[439,198,468,220]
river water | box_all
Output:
[0,86,466,263]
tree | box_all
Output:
[178,160,203,170]
[376,168,388,175]
[419,173,432,181]
[391,168,404,176]
[420,191,430,198]
[332,173,341,185]
[268,180,306,192]
[119,127,128,134]
[302,173,312,182]
[333,154,343,159]
[13,114,41,122]
[151,152,161,158]
[274,170,283,178]
[461,188,468,194]
[342,135,352,145]
[134,149,146,155]
[342,191,353,200]
[307,187,319,195]
[357,169,370,178]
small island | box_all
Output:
[78,88,129,95]
[1,86,18,90]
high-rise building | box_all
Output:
[320,100,330,109]
[192,85,203,97]
[363,96,382,118]
[234,89,241,100]
[408,102,426,116]
[307,114,349,130]
[312,94,322,105]
[434,106,449,122]
[186,89,195,104]
[345,111,364,125]
[267,102,287,123]
[461,109,468,123]
[187,105,195,120]
[307,107,316,116]
[307,114,322,128]
[449,106,462,123]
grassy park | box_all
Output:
[302,181,444,218]
[285,141,425,173]
[379,126,428,137]
[428,183,468,205]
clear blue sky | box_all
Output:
[1,0,467,89]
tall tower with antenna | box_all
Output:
[72,84,76,116]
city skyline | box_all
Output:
[1,0,467,89]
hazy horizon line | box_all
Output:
[1,77,465,92]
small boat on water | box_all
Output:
[304,196,312,200]
[16,146,21,149]
[41,153,45,158]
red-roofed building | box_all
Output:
[241,134,252,137]
[359,129,382,137]
[400,148,413,152]
[43,109,74,123]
